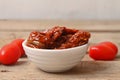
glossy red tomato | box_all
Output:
[12,39,25,57]
[0,43,21,65]
[89,41,118,60]
[99,41,118,54]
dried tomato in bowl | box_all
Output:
[26,26,91,49]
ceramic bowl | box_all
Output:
[22,40,88,72]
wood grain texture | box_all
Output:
[0,58,120,80]
[0,20,120,80]
[0,20,120,31]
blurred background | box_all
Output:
[0,0,120,20]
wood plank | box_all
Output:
[0,20,120,31]
[90,32,120,44]
[0,31,120,44]
[0,58,120,80]
[0,32,29,46]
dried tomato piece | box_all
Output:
[68,31,90,45]
[64,27,78,34]
[46,26,65,41]
[26,31,46,48]
[58,31,90,49]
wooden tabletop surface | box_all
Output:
[0,20,120,80]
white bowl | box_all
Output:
[22,40,88,72]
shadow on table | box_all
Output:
[36,61,110,76]
[57,61,109,75]
[115,54,120,61]
[15,60,28,66]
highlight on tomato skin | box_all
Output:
[0,43,21,65]
[99,41,118,54]
[89,41,118,60]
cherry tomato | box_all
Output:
[99,41,118,54]
[89,41,118,60]
[0,43,21,65]
[12,39,25,57]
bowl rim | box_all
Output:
[22,40,88,52]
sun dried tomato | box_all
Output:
[26,26,91,49]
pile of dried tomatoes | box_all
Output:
[26,26,91,49]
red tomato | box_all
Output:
[0,43,21,65]
[89,41,118,60]
[12,39,25,57]
[99,41,118,54]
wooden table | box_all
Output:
[0,20,120,80]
